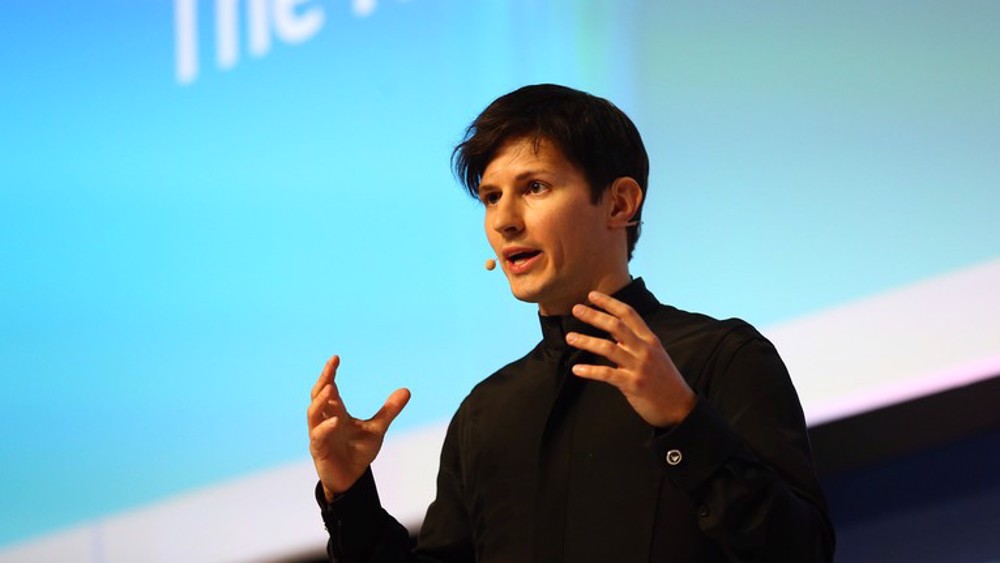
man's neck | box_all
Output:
[537,270,633,316]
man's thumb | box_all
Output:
[374,387,411,430]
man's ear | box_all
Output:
[606,177,643,229]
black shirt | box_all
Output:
[319,278,835,562]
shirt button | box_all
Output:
[665,449,683,466]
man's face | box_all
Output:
[478,136,628,315]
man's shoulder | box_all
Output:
[632,279,761,344]
[646,302,763,345]
[645,303,775,384]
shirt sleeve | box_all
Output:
[316,406,476,563]
[651,335,836,562]
[317,468,414,563]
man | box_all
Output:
[307,84,835,562]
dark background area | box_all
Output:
[814,375,1000,562]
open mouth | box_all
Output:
[507,250,541,264]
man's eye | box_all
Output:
[481,192,500,205]
[527,181,547,194]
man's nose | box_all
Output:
[492,197,524,237]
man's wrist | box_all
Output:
[654,387,697,429]
[672,388,698,426]
[322,484,337,504]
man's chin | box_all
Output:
[508,287,541,304]
[508,284,578,316]
[507,280,545,305]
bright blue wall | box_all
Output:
[1,0,997,547]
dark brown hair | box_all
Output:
[452,84,649,260]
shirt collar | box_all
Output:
[538,277,659,351]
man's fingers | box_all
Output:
[311,355,341,399]
[370,388,411,433]
[570,363,620,386]
[309,416,349,461]
[309,415,342,445]
[586,292,655,340]
[307,384,334,429]
[565,331,630,366]
[571,303,641,348]
[307,383,350,430]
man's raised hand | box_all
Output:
[565,291,696,429]
[307,355,411,502]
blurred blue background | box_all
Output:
[1,0,997,551]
